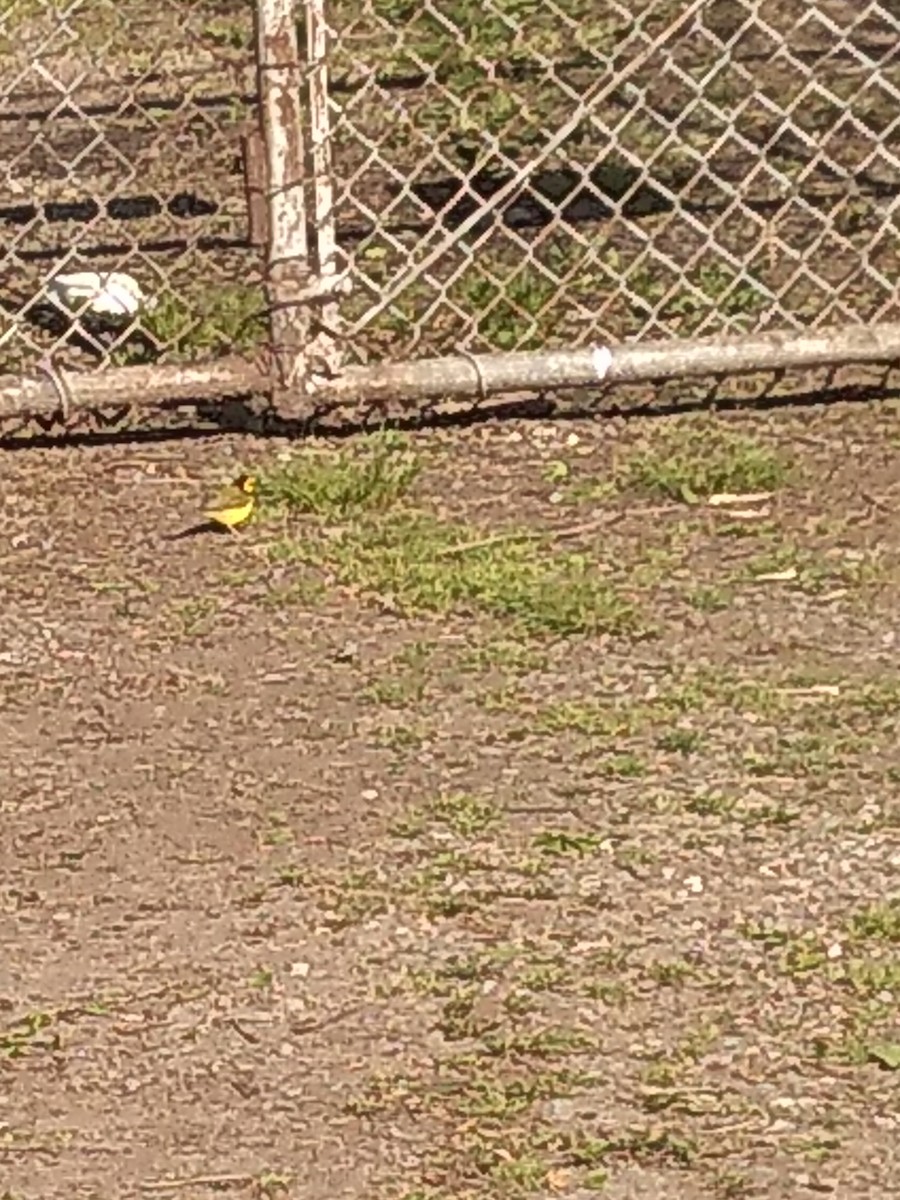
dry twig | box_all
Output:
[141,1173,255,1193]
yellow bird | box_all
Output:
[203,473,257,533]
[168,473,258,540]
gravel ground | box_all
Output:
[2,400,899,1200]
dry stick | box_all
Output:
[226,1017,261,1045]
[434,502,733,558]
[3,983,210,1033]
[707,491,774,506]
[435,516,615,558]
[775,685,841,697]
[860,489,897,512]
[141,1174,256,1193]
[639,1084,723,1096]
[1,1141,122,1155]
[291,1001,367,1038]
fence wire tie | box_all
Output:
[38,356,73,422]
[456,348,487,402]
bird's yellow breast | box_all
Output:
[203,495,255,528]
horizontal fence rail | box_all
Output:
[0,0,899,434]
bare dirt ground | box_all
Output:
[2,399,900,1200]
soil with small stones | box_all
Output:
[2,401,900,1200]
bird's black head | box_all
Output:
[234,474,257,495]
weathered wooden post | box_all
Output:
[251,0,341,418]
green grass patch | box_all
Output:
[353,227,773,358]
[457,637,549,675]
[392,792,502,839]
[282,512,637,635]
[328,0,622,75]
[1,1,252,73]
[0,0,38,16]
[847,900,900,943]
[0,1011,56,1059]
[264,436,637,636]
[110,283,267,366]
[500,667,899,758]
[619,421,789,502]
[262,432,421,517]
[362,642,436,707]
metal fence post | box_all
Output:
[254,0,312,417]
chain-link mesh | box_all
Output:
[322,0,900,367]
[4,0,899,418]
[0,0,263,380]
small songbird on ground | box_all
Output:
[168,473,258,540]
[203,473,257,532]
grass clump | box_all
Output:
[848,901,900,943]
[263,435,637,637]
[111,283,267,365]
[150,284,266,355]
[620,421,788,503]
[262,432,421,517]
[294,512,637,636]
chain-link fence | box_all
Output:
[1,0,900,430]
[328,0,900,356]
[0,0,263,382]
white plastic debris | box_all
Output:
[45,270,156,321]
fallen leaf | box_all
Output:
[708,491,773,507]
[754,567,798,582]
[868,1042,900,1070]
